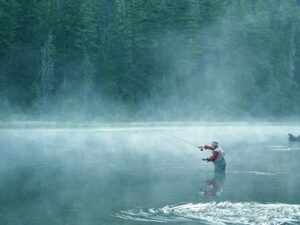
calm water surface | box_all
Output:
[0,124,300,225]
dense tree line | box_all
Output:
[1,0,300,121]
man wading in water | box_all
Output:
[199,141,226,172]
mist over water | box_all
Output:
[2,1,300,224]
[0,124,300,225]
[1,1,300,121]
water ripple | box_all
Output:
[115,202,300,224]
[228,170,279,176]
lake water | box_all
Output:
[0,124,300,225]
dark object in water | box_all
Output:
[288,133,300,141]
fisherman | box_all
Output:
[199,141,226,172]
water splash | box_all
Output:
[115,202,300,224]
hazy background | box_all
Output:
[0,125,300,224]
[1,0,300,122]
[1,2,300,224]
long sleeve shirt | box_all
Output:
[204,145,219,161]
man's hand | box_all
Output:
[198,146,204,151]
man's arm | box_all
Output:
[204,145,215,150]
[207,151,219,161]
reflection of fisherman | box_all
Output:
[199,141,226,172]
[200,172,226,196]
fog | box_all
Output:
[1,1,300,224]
[1,1,300,121]
[0,124,300,224]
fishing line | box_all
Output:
[157,130,200,149]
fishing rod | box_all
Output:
[157,130,202,150]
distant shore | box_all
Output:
[1,121,300,129]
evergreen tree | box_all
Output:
[1,0,300,120]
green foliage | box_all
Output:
[1,0,300,121]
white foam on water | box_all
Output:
[268,148,300,151]
[228,170,278,176]
[267,146,300,151]
[269,148,294,151]
[267,146,291,148]
[115,202,300,224]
